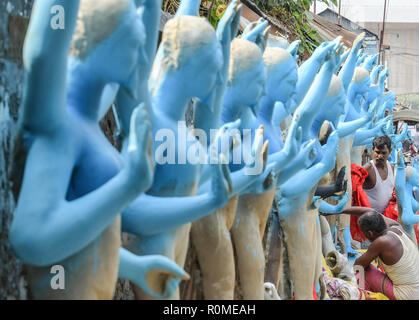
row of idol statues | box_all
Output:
[8,0,418,300]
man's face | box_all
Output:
[373,146,391,166]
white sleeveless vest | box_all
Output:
[364,160,394,213]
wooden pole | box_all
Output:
[314,0,316,14]
[338,0,342,25]
[379,0,388,65]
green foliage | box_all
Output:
[205,0,227,28]
[253,0,336,55]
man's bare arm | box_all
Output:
[354,239,383,269]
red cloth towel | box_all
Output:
[350,164,371,242]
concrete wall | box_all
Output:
[363,21,419,95]
[312,1,419,95]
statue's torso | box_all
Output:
[27,114,123,299]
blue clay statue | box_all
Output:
[10,0,190,299]
[272,42,344,300]
[395,150,419,237]
[220,37,307,299]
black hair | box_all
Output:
[372,135,392,151]
[358,210,387,234]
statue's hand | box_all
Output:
[311,40,336,65]
[217,0,242,45]
[124,103,154,193]
[136,255,190,299]
[299,139,318,168]
[379,67,389,85]
[334,192,349,212]
[352,32,365,53]
[287,39,301,61]
[322,130,340,170]
[210,119,241,159]
[209,154,233,207]
[245,125,269,176]
[326,37,344,71]
[368,97,381,124]
[242,18,270,52]
[283,115,302,160]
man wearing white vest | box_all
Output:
[363,135,395,214]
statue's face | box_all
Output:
[322,90,346,126]
[355,75,370,99]
[233,60,267,112]
[185,38,223,101]
[90,3,145,88]
[267,58,298,104]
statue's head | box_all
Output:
[263,47,298,105]
[350,67,370,98]
[227,38,266,113]
[321,75,346,127]
[70,0,144,89]
[159,16,222,101]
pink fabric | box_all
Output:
[356,263,396,300]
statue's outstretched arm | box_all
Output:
[175,0,201,16]
[339,33,365,91]
[276,139,317,185]
[193,1,242,134]
[118,248,189,299]
[337,99,376,138]
[242,18,270,52]
[335,48,349,74]
[138,0,162,76]
[281,131,339,198]
[318,192,349,214]
[370,65,384,85]
[122,159,232,236]
[352,118,387,146]
[21,0,80,134]
[294,43,341,141]
[267,115,302,172]
[9,106,154,266]
[361,53,379,72]
[293,40,336,106]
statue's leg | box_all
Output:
[281,204,317,300]
[314,213,324,299]
[232,189,275,299]
[190,195,238,299]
